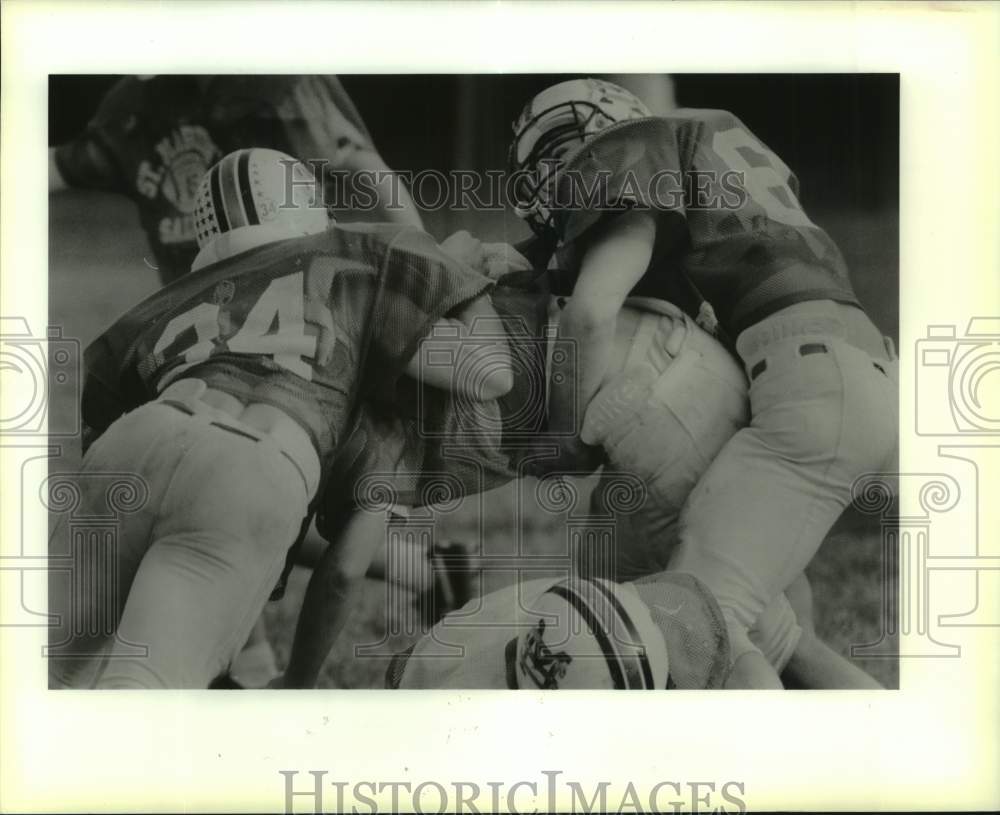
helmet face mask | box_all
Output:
[509,79,653,238]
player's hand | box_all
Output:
[441,230,532,281]
[266,674,285,690]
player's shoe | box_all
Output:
[228,638,280,688]
[208,672,245,689]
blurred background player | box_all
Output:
[49,75,422,286]
[48,148,509,688]
[509,78,898,688]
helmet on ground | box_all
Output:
[513,576,669,689]
[192,147,329,270]
[509,78,652,236]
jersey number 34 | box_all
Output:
[153,272,317,382]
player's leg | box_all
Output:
[670,301,898,685]
[781,572,883,689]
[224,618,278,688]
[276,506,475,688]
[580,299,749,581]
[96,420,310,689]
[280,507,386,688]
[47,404,190,688]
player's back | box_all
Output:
[83,223,492,461]
[337,280,558,513]
[553,108,860,336]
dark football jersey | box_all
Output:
[53,75,374,282]
[81,223,492,462]
[552,110,860,336]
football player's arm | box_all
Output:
[281,508,387,688]
[338,147,423,229]
[782,632,885,690]
[80,375,127,453]
[779,574,884,689]
[403,294,514,401]
[751,574,883,689]
[440,230,533,281]
[277,75,423,229]
[551,210,657,438]
[49,129,123,195]
[80,329,137,453]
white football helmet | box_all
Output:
[509,78,652,237]
[192,147,330,270]
[513,577,669,689]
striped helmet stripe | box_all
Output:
[208,161,230,234]
[236,149,260,226]
[590,579,656,689]
[218,150,248,230]
[549,582,627,689]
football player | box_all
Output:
[274,279,750,688]
[509,79,899,688]
[47,148,510,689]
[385,572,882,690]
[49,75,422,285]
[388,572,725,690]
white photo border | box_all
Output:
[2,1,998,812]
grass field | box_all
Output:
[48,190,899,688]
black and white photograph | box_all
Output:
[2,2,998,813]
[44,71,901,693]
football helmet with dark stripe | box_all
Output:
[193,148,329,268]
[509,78,652,237]
[513,576,669,689]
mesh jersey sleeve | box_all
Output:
[80,307,154,450]
[366,227,495,400]
[632,572,732,689]
[555,117,687,248]
[53,135,120,191]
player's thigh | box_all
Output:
[676,383,854,580]
[47,405,185,685]
[100,426,308,687]
[673,342,894,626]
[586,314,747,513]
[749,337,897,488]
[101,522,292,688]
[836,341,899,478]
[583,326,746,580]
